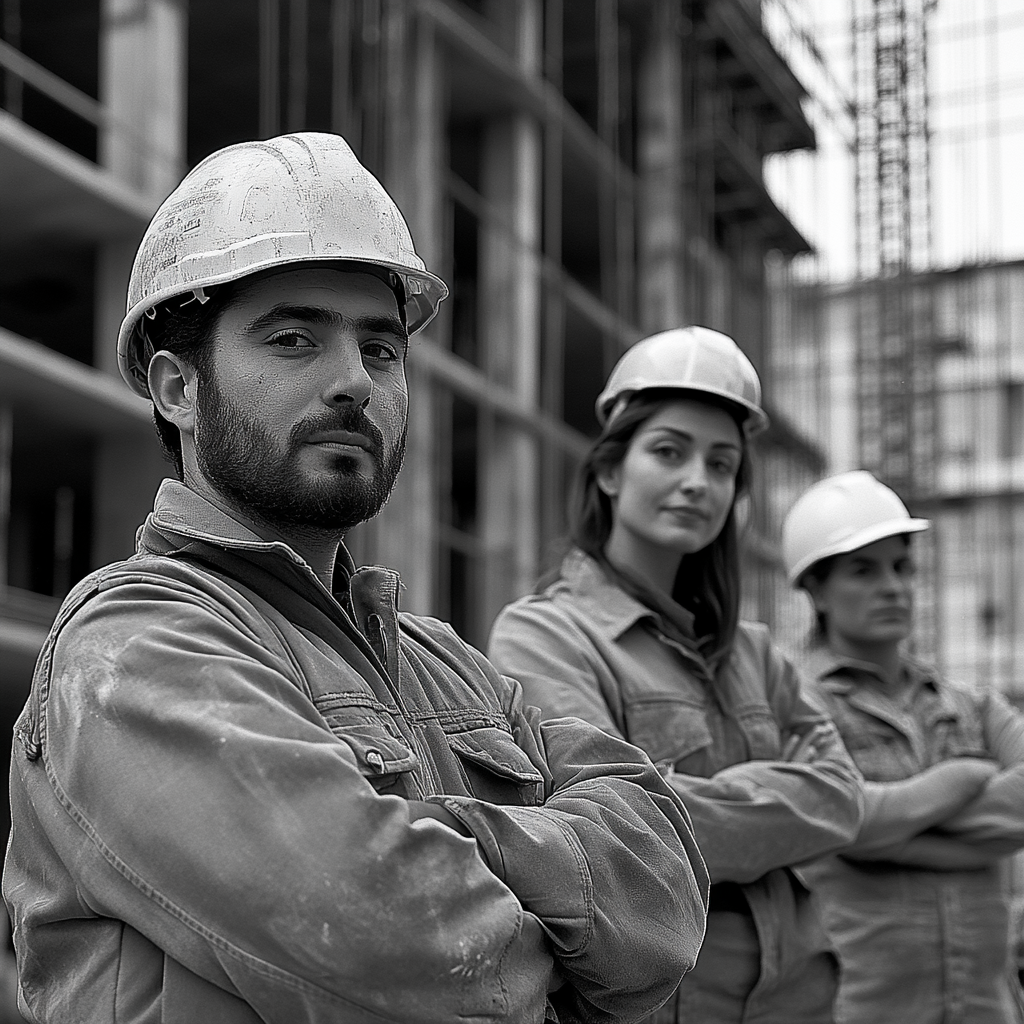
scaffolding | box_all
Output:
[850,0,940,650]
[851,0,935,496]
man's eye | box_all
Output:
[268,330,314,349]
[362,341,399,361]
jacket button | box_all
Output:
[365,749,386,773]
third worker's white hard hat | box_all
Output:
[782,470,930,586]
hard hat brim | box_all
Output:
[789,516,931,586]
[117,255,448,398]
[599,385,770,438]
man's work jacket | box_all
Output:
[799,647,1024,1024]
[488,551,865,1023]
[3,481,709,1024]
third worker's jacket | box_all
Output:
[798,646,1024,1024]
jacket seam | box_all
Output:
[542,808,595,958]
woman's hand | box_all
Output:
[782,723,835,764]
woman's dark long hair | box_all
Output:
[568,388,751,665]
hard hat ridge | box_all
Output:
[117,132,448,398]
[596,326,769,437]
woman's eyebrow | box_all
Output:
[646,426,741,451]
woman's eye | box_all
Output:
[709,459,735,475]
[268,330,314,349]
[652,445,680,460]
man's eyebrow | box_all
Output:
[244,304,408,342]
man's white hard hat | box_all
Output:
[782,470,930,586]
[117,132,448,398]
[595,326,769,438]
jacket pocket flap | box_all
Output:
[447,728,545,785]
[624,697,713,765]
[314,698,419,775]
[340,724,419,775]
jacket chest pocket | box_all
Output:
[840,721,916,782]
[735,707,781,760]
[446,727,545,806]
[314,695,419,795]
[933,716,987,762]
[623,697,712,766]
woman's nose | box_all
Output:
[680,458,709,494]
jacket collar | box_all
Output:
[806,643,961,724]
[556,548,695,641]
[139,479,357,594]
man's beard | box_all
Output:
[193,376,406,532]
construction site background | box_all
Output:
[2,0,1023,834]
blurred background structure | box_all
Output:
[766,0,1024,698]
[0,0,1023,845]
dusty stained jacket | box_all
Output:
[3,482,709,1024]
[798,647,1024,1024]
[487,550,864,1022]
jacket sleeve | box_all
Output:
[431,654,709,1024]
[489,606,862,886]
[29,583,556,1024]
[932,691,1024,850]
[661,642,863,883]
[843,760,996,854]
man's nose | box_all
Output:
[878,566,904,594]
[324,344,373,408]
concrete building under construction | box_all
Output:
[0,0,819,827]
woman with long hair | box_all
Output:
[782,471,1024,1024]
[488,327,864,1023]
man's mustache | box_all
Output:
[290,407,385,460]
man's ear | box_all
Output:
[596,465,620,499]
[148,351,196,435]
[802,575,827,615]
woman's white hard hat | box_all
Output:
[117,132,448,398]
[595,326,769,437]
[782,470,930,586]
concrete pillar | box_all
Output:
[478,0,544,635]
[98,0,187,202]
[636,0,686,333]
[359,2,448,614]
[91,0,188,568]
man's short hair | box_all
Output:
[141,285,237,480]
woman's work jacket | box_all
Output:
[488,550,864,1022]
[798,646,1024,1024]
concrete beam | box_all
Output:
[0,110,152,253]
[0,328,153,436]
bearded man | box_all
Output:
[3,133,708,1024]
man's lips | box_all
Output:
[304,430,374,452]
